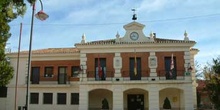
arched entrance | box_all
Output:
[159,88,184,110]
[89,89,113,110]
[124,88,149,110]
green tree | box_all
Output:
[163,97,171,109]
[203,56,220,110]
[0,0,35,86]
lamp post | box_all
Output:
[25,0,48,110]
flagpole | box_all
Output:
[14,22,22,110]
[170,53,174,79]
[98,54,102,80]
[134,49,137,76]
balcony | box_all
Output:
[31,73,75,84]
[87,71,114,81]
[158,70,185,80]
[122,71,149,81]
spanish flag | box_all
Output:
[98,55,102,79]
[134,49,137,76]
[170,53,174,76]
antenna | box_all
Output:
[131,8,137,21]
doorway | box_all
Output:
[127,94,144,110]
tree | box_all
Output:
[163,97,171,109]
[0,0,35,86]
[195,61,204,79]
[203,56,220,110]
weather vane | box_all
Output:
[131,8,137,21]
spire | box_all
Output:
[184,30,189,41]
[116,31,120,43]
[149,31,155,42]
[150,31,154,38]
[131,9,137,21]
[81,33,86,43]
[116,31,120,38]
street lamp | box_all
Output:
[25,0,48,110]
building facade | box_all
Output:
[1,21,198,110]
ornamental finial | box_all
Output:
[184,30,189,41]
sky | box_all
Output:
[8,0,220,66]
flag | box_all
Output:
[98,55,102,79]
[134,49,137,76]
[170,54,174,77]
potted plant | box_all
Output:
[102,98,109,110]
[163,97,171,110]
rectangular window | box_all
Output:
[31,67,40,84]
[95,58,106,80]
[44,67,54,77]
[164,56,177,79]
[30,93,39,104]
[71,66,80,77]
[58,67,67,84]
[57,93,66,104]
[71,93,79,104]
[43,93,53,104]
[0,86,7,97]
[129,57,141,80]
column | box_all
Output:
[184,51,191,81]
[148,52,158,81]
[113,53,122,81]
[184,84,194,110]
[80,53,87,81]
[113,85,123,110]
[148,85,159,110]
[79,85,89,110]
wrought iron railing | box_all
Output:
[31,73,71,84]
[87,71,114,81]
[122,70,149,81]
[158,70,185,80]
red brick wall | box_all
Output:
[31,60,80,81]
[86,53,114,77]
[121,52,150,77]
[156,52,185,76]
[31,51,185,81]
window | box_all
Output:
[58,67,67,74]
[129,57,141,80]
[58,67,67,84]
[71,66,80,77]
[43,93,53,104]
[95,58,106,80]
[30,93,39,104]
[57,93,66,104]
[0,86,7,97]
[44,67,53,77]
[71,93,79,104]
[164,56,176,79]
[31,67,40,84]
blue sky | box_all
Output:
[8,0,220,66]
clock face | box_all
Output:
[130,32,139,41]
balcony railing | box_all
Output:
[87,71,114,81]
[122,71,149,81]
[158,70,185,80]
[31,74,71,84]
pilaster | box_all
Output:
[79,85,88,110]
[113,85,123,110]
[80,53,87,81]
[148,85,159,110]
[114,53,122,79]
[184,84,194,110]
[149,52,159,81]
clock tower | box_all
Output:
[119,21,153,42]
